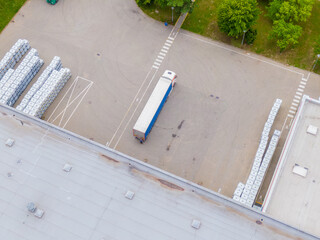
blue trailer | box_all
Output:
[133,70,177,143]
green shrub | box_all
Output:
[245,28,258,45]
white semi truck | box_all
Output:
[133,70,177,143]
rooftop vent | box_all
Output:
[292,164,308,177]
[307,125,318,136]
[27,202,36,213]
[191,219,201,229]
[5,138,15,147]
[63,163,72,172]
[125,190,135,200]
[34,208,45,218]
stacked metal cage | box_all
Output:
[16,57,62,112]
[24,68,71,118]
[0,49,44,106]
[233,99,282,208]
[0,39,30,80]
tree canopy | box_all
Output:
[269,19,302,51]
[217,0,260,38]
[267,0,315,23]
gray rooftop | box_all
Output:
[0,104,317,240]
[263,95,320,238]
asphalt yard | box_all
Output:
[0,0,319,197]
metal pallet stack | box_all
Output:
[0,39,30,80]
[233,99,282,207]
[0,49,44,106]
[23,68,71,118]
[16,57,62,112]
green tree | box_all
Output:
[267,0,315,23]
[269,19,302,51]
[217,0,260,38]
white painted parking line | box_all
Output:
[298,84,305,89]
[168,37,174,40]
[159,52,166,56]
[288,114,294,118]
[49,80,93,127]
[293,99,300,103]
[292,102,298,107]
[158,55,164,59]
[163,46,170,50]
[161,49,168,53]
[152,65,159,69]
[290,106,297,111]
[47,76,93,124]
[165,43,171,47]
[294,95,301,100]
[154,61,160,66]
[155,58,162,63]
[62,83,93,129]
[297,88,304,92]
[166,39,173,44]
[300,81,306,85]
[296,91,303,96]
[289,110,296,114]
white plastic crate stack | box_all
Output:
[253,130,281,199]
[0,69,15,89]
[232,182,245,202]
[0,48,39,104]
[0,39,30,80]
[16,57,62,112]
[0,49,44,106]
[24,68,71,118]
[233,99,282,208]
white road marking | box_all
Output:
[155,58,162,63]
[288,114,294,118]
[296,91,303,96]
[113,70,159,149]
[47,76,93,123]
[306,72,311,80]
[152,65,159,69]
[166,39,173,44]
[158,55,164,60]
[154,61,160,66]
[290,106,297,111]
[161,49,168,53]
[59,78,78,127]
[168,37,174,40]
[165,43,171,47]
[108,68,155,146]
[289,110,296,114]
[159,52,166,56]
[301,78,308,82]
[298,84,305,89]
[62,83,93,128]
[292,102,298,107]
[163,46,170,50]
[294,95,301,100]
[50,83,93,125]
[300,81,306,85]
[293,99,300,103]
[297,88,304,92]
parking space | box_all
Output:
[0,0,319,197]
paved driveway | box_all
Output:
[0,0,319,196]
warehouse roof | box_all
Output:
[0,104,317,240]
[263,95,320,238]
